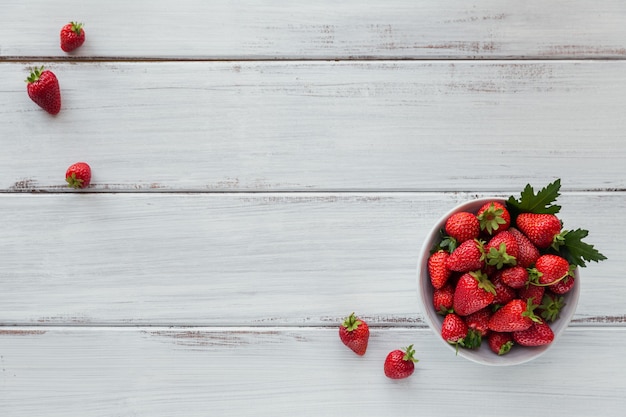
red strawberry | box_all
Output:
[488,299,540,332]
[441,313,468,344]
[384,344,418,379]
[60,22,86,52]
[516,213,562,249]
[484,231,519,269]
[445,212,480,244]
[500,265,529,289]
[445,239,485,273]
[517,284,545,308]
[433,283,454,315]
[487,332,514,355]
[512,319,554,346]
[428,250,451,289]
[491,272,517,305]
[25,66,61,115]
[508,227,540,268]
[534,254,570,286]
[550,272,575,294]
[464,307,491,337]
[453,271,495,316]
[477,201,510,235]
[66,162,92,188]
[338,313,369,355]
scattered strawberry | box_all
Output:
[512,319,554,346]
[65,162,91,188]
[428,250,451,289]
[60,22,86,52]
[433,283,455,315]
[499,265,529,289]
[488,299,540,333]
[487,332,514,355]
[477,201,510,235]
[453,271,495,316]
[25,66,61,115]
[339,313,369,356]
[384,345,418,379]
[445,239,485,273]
[508,227,540,268]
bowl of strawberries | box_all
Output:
[417,180,606,366]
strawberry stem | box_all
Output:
[341,312,362,332]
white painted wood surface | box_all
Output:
[1,1,625,416]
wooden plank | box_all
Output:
[1,1,626,59]
[0,192,619,326]
[1,326,624,416]
[2,61,626,192]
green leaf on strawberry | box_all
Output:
[556,228,607,267]
[506,178,561,220]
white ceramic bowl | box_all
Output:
[417,197,580,366]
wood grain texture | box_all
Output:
[1,0,626,59]
[1,326,625,417]
[0,192,619,326]
[2,61,626,192]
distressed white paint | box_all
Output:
[1,0,625,59]
[2,61,626,192]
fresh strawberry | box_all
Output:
[339,313,369,356]
[491,272,517,305]
[445,239,485,273]
[488,299,540,332]
[453,271,495,316]
[550,271,575,294]
[445,212,480,244]
[499,265,529,289]
[428,250,451,289]
[477,201,510,235]
[384,345,418,379]
[441,313,468,344]
[484,230,519,269]
[464,307,491,337]
[487,332,514,355]
[517,284,545,308]
[512,319,554,346]
[534,254,570,286]
[60,22,86,52]
[538,292,566,322]
[508,227,540,268]
[516,213,562,249]
[65,162,91,188]
[433,283,455,315]
[25,66,61,115]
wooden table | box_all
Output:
[1,2,625,415]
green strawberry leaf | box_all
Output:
[506,179,562,221]
[556,228,607,267]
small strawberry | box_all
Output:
[445,239,485,273]
[453,271,495,316]
[538,292,566,322]
[487,332,514,355]
[384,344,418,379]
[516,213,562,249]
[488,299,540,333]
[339,313,369,356]
[65,162,91,188]
[428,250,451,289]
[499,265,529,289]
[512,319,554,346]
[477,201,510,235]
[441,313,468,345]
[464,307,491,337]
[60,22,86,52]
[534,254,570,286]
[508,227,540,268]
[433,283,455,315]
[550,270,576,294]
[517,283,545,308]
[25,66,61,115]
[491,272,517,305]
[484,230,518,269]
[445,212,480,244]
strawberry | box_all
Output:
[25,66,61,115]
[66,162,92,188]
[487,332,514,355]
[428,250,451,289]
[384,344,418,379]
[445,239,485,273]
[508,227,540,268]
[534,254,570,286]
[445,212,480,244]
[433,283,454,315]
[484,230,518,269]
[499,265,529,289]
[491,272,516,305]
[60,22,86,52]
[441,313,468,344]
[516,213,562,249]
[512,319,554,346]
[477,201,510,235]
[550,272,575,294]
[453,271,495,316]
[517,283,545,308]
[488,299,540,332]
[464,307,491,337]
[339,313,369,356]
